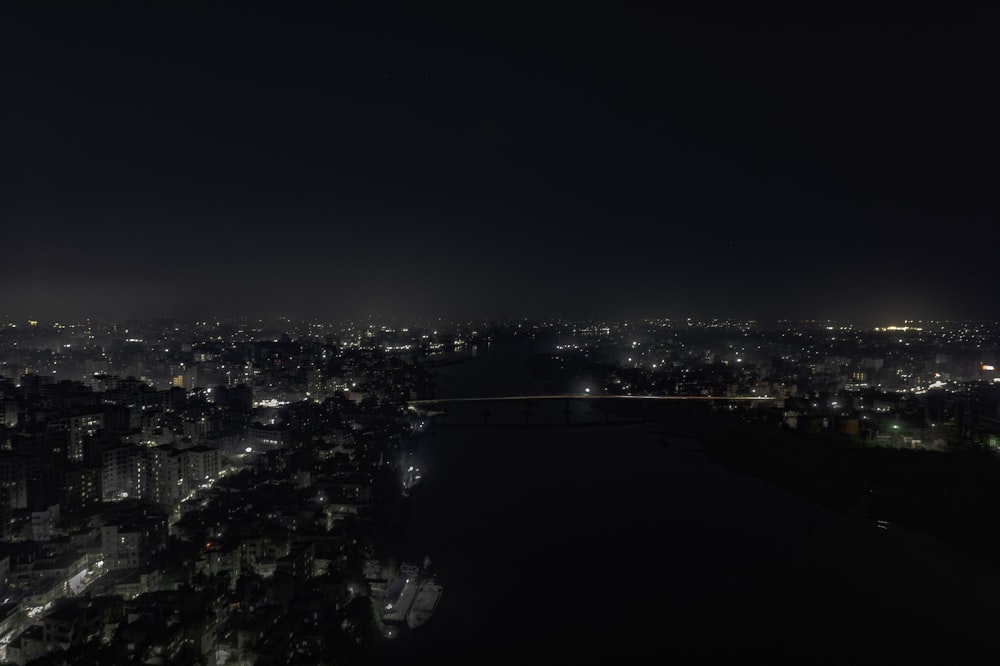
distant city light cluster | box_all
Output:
[1,313,1000,659]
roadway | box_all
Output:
[407,394,774,406]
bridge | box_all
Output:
[406,394,775,426]
[408,394,773,406]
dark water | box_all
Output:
[426,335,550,399]
[377,341,1000,664]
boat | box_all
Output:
[406,579,443,629]
[381,562,421,625]
[378,557,442,634]
[402,465,423,497]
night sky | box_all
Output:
[3,4,998,325]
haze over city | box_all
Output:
[3,4,997,325]
[3,7,1000,663]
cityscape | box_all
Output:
[0,316,999,662]
[4,3,999,664]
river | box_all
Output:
[375,337,1000,664]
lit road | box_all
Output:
[408,394,774,406]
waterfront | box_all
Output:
[377,340,1000,663]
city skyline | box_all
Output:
[3,5,998,326]
[3,283,1000,661]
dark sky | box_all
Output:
[3,4,998,325]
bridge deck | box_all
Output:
[408,394,774,405]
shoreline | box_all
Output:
[424,351,1000,569]
[684,421,1000,570]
